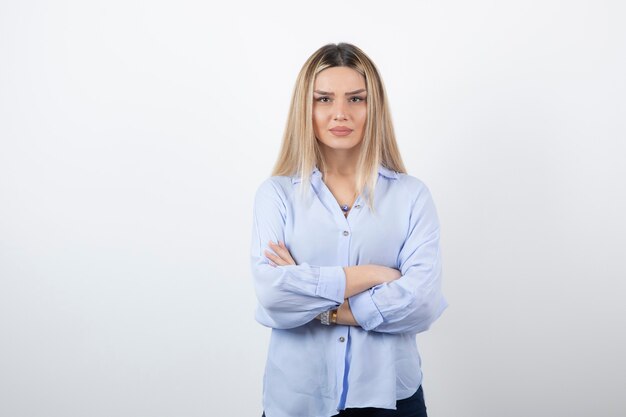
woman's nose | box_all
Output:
[333,101,347,120]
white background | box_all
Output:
[1,1,625,416]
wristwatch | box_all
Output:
[320,309,338,325]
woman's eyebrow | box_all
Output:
[313,89,367,95]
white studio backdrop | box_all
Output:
[1,1,625,416]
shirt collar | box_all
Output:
[291,164,399,184]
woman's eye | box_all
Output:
[350,96,365,103]
[315,96,331,103]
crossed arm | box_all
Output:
[263,240,401,327]
[251,177,447,334]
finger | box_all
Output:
[264,249,281,265]
[264,249,289,266]
[267,240,295,265]
[269,241,296,265]
[276,240,296,264]
[266,244,290,265]
[275,240,291,255]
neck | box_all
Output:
[319,144,360,177]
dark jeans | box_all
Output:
[262,385,427,417]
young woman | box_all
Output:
[250,43,448,417]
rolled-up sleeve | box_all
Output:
[251,178,346,329]
[348,179,448,334]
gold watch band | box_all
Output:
[330,309,338,324]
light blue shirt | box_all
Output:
[250,164,448,417]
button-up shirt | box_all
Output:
[250,164,448,417]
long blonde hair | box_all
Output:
[271,42,406,212]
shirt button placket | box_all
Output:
[336,224,351,408]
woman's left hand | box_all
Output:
[264,240,297,267]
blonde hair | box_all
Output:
[271,42,406,212]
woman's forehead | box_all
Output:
[314,67,366,91]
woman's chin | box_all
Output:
[317,138,363,151]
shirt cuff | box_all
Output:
[316,266,346,305]
[349,288,384,330]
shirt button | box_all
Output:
[354,204,361,209]
[342,230,349,236]
[339,337,345,343]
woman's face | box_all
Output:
[312,66,367,152]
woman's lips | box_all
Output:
[329,128,353,137]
